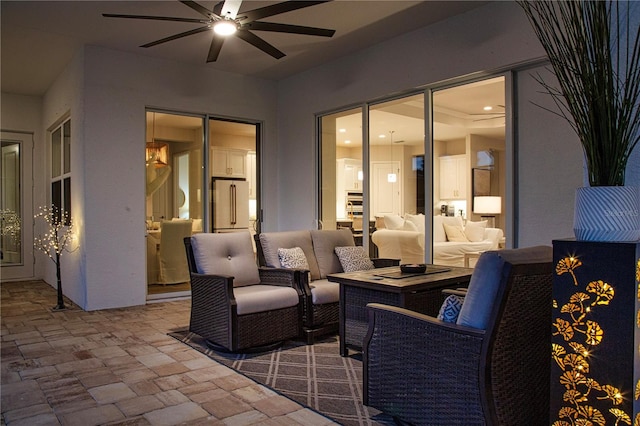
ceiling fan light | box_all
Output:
[213,19,237,36]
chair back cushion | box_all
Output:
[311,229,355,278]
[456,245,552,330]
[259,231,321,280]
[190,232,260,287]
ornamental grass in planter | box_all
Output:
[518,0,640,241]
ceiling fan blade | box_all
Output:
[220,0,242,20]
[179,1,215,18]
[207,36,225,62]
[239,1,331,23]
[245,21,335,37]
[102,13,207,24]
[212,1,224,16]
[141,26,211,48]
[235,30,285,59]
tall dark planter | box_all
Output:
[551,239,640,425]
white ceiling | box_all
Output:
[1,0,489,96]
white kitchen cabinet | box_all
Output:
[211,147,247,178]
[439,154,467,200]
[337,158,363,191]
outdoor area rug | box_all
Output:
[169,330,396,426]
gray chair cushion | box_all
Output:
[457,245,553,330]
[190,232,260,287]
[456,251,504,329]
[308,279,340,305]
[260,231,321,280]
[310,229,355,278]
[233,285,300,315]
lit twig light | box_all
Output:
[34,205,78,310]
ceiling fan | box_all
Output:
[103,0,336,63]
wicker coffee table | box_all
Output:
[328,265,473,356]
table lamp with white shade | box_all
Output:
[473,196,502,228]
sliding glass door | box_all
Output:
[318,75,508,267]
[145,111,260,299]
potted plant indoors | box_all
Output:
[518,0,640,241]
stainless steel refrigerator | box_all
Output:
[211,177,249,232]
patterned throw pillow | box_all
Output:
[334,246,374,272]
[437,294,465,323]
[278,247,309,270]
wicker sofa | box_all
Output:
[363,246,553,425]
[256,228,398,343]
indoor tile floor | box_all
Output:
[1,280,336,426]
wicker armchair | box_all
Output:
[363,246,553,425]
[184,232,303,352]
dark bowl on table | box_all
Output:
[400,263,427,274]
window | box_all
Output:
[51,119,71,224]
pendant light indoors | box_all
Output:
[146,112,168,168]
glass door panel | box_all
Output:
[319,108,365,244]
[146,111,204,297]
[208,118,258,236]
[1,131,34,279]
[368,94,426,261]
[431,76,506,267]
[1,140,21,265]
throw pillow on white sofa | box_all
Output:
[383,214,405,230]
[404,213,426,235]
[464,220,488,242]
[433,216,464,242]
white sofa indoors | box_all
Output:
[371,214,504,266]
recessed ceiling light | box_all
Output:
[344,140,351,144]
[483,106,493,111]
[379,134,386,138]
[339,128,347,133]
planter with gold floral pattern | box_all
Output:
[551,239,640,425]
